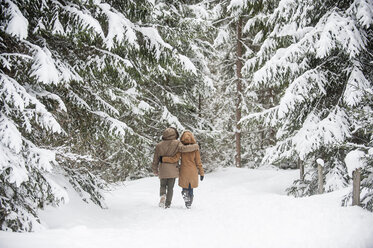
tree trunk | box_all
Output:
[198,94,202,118]
[235,16,243,168]
[352,168,361,206]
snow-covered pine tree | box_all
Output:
[342,9,373,209]
[237,0,280,167]
[241,0,373,202]
[172,1,218,171]
[211,0,278,168]
[215,0,247,168]
[0,0,215,231]
[209,0,249,168]
[201,2,236,168]
[146,0,218,171]
[1,0,74,231]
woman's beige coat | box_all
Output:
[162,131,204,188]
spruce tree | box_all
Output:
[241,0,373,203]
[211,0,277,167]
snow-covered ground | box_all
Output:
[1,167,373,248]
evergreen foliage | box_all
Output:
[1,0,372,232]
[208,1,248,167]
[239,0,373,208]
[0,0,215,231]
[211,0,281,167]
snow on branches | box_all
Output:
[1,0,213,231]
[239,0,373,202]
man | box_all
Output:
[152,127,198,208]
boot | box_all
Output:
[182,189,190,207]
[182,189,192,209]
[186,195,193,209]
[182,189,189,201]
[159,194,166,208]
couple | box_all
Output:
[152,127,204,209]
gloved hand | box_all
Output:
[200,175,204,181]
[159,156,163,163]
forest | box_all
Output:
[0,0,372,233]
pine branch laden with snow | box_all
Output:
[160,107,184,131]
[1,0,29,40]
[343,64,371,107]
[0,71,67,230]
[55,150,107,208]
[0,74,64,134]
[0,116,68,231]
[138,26,173,61]
[98,3,138,50]
[324,158,349,193]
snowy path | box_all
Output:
[1,167,373,248]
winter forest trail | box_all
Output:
[1,167,373,248]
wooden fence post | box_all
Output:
[298,158,304,181]
[316,159,324,194]
[352,168,361,206]
[318,163,323,194]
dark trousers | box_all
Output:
[183,184,193,197]
[160,178,176,207]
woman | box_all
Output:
[162,130,204,209]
